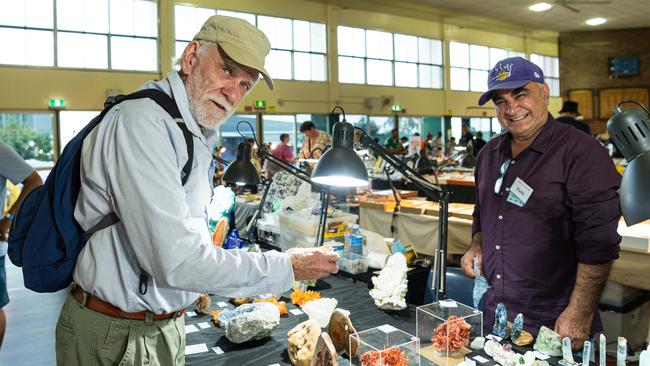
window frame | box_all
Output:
[337,25,444,89]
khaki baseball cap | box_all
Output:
[193,15,274,90]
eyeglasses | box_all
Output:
[494,159,512,196]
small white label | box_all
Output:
[377,324,398,333]
[185,343,208,355]
[217,302,228,308]
[184,324,199,334]
[473,355,489,364]
[212,346,224,355]
[511,177,533,203]
[439,299,458,308]
[197,322,211,329]
[186,311,197,317]
[534,351,551,360]
[268,364,281,366]
[290,309,304,316]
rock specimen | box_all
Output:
[639,343,649,366]
[212,217,228,246]
[311,332,339,366]
[196,293,211,314]
[369,252,408,310]
[470,337,485,350]
[493,303,507,338]
[484,340,519,366]
[561,337,575,364]
[287,320,321,366]
[360,347,409,366]
[533,326,562,357]
[217,302,280,343]
[255,297,288,316]
[431,315,472,353]
[291,289,322,307]
[510,314,533,346]
[617,337,627,366]
[303,298,338,328]
[328,309,358,357]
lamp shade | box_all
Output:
[222,142,260,185]
[311,121,369,187]
[607,104,650,225]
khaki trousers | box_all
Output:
[56,293,186,366]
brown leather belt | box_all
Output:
[71,285,184,321]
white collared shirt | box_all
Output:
[73,71,293,313]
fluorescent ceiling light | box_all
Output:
[586,17,607,26]
[529,2,552,12]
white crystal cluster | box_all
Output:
[369,252,408,310]
[217,302,280,343]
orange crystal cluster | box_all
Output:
[290,289,321,307]
[255,297,288,316]
[210,310,224,326]
[431,315,472,352]
[360,348,409,366]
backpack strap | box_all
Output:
[85,89,194,237]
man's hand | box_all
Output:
[461,232,483,278]
[554,305,594,351]
[0,217,10,241]
[286,247,339,281]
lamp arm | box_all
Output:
[357,128,442,201]
[213,155,231,166]
[257,148,313,185]
[244,176,272,241]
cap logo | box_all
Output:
[489,62,513,87]
[534,71,540,78]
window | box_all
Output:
[468,117,502,141]
[399,117,422,138]
[449,41,524,92]
[530,54,560,97]
[337,26,443,88]
[0,0,158,70]
[59,111,98,153]
[217,114,256,161]
[174,5,327,82]
[262,115,297,155]
[0,112,55,168]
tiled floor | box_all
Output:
[1,256,66,365]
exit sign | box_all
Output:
[391,104,402,112]
[48,99,66,109]
[254,100,267,109]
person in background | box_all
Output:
[473,131,487,156]
[0,141,43,349]
[556,101,591,135]
[446,136,457,154]
[461,57,619,349]
[399,136,409,154]
[384,128,403,154]
[433,132,444,157]
[265,133,294,178]
[298,121,331,159]
[56,16,338,365]
[459,124,474,146]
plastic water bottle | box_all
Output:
[349,224,364,255]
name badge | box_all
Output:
[507,177,533,207]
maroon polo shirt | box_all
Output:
[472,114,621,336]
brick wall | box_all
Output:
[559,28,650,134]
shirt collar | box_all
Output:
[491,113,556,155]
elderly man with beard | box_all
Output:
[55,16,338,365]
[461,57,620,351]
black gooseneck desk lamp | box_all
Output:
[311,106,451,301]
[222,122,334,247]
[607,101,650,225]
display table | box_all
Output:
[359,200,650,292]
[184,275,422,365]
[234,196,261,231]
[359,201,473,257]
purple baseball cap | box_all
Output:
[477,57,545,106]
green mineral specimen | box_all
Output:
[533,326,562,357]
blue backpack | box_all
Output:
[8,89,194,293]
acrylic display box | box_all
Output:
[416,300,483,366]
[350,324,420,366]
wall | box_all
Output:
[559,27,650,133]
[0,0,562,117]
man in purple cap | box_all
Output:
[461,57,621,350]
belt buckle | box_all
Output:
[173,309,184,319]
